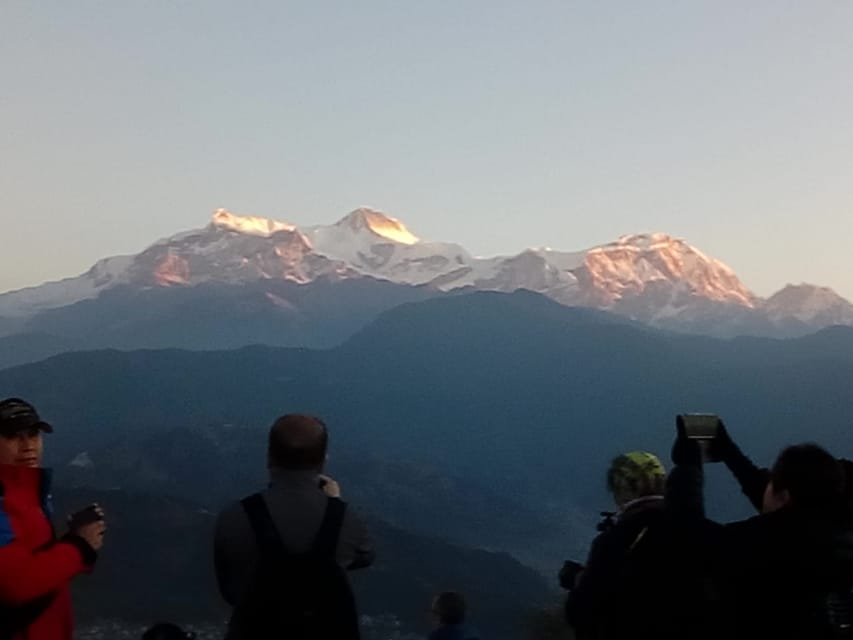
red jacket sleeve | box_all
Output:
[0,539,89,605]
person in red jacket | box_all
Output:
[0,397,106,640]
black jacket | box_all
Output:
[565,496,709,640]
[667,463,853,640]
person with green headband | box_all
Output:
[563,450,705,640]
[605,451,667,511]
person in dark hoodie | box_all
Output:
[563,451,705,639]
[429,592,480,640]
[0,397,105,640]
[668,422,853,640]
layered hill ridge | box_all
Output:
[4,289,853,524]
[0,207,851,340]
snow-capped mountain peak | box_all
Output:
[210,208,296,237]
[581,232,755,309]
[334,208,420,245]
[303,208,470,286]
[608,233,722,267]
[763,283,853,325]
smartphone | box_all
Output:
[677,414,722,462]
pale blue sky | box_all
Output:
[2,1,852,298]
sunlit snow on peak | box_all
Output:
[613,233,681,250]
[211,209,296,237]
[338,207,420,245]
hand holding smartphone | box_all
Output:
[677,414,723,463]
[67,503,107,552]
[67,503,104,530]
[316,474,341,498]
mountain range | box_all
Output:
[1,208,852,369]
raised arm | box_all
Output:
[665,425,706,523]
[710,423,769,512]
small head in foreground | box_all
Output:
[431,591,467,628]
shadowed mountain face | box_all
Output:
[55,427,567,637]
[56,425,581,572]
[3,290,853,509]
[54,487,551,640]
[0,278,443,369]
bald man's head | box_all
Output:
[267,414,328,471]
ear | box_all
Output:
[763,482,791,513]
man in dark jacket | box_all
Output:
[0,397,105,640]
[668,424,853,640]
[564,451,706,639]
[214,414,374,639]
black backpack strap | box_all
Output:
[240,493,283,555]
[311,498,347,558]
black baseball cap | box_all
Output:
[0,398,53,435]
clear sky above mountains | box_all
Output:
[2,1,852,298]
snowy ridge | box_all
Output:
[300,207,471,286]
[1,207,850,335]
[333,207,420,244]
[582,233,756,308]
[211,208,296,237]
[0,255,134,318]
